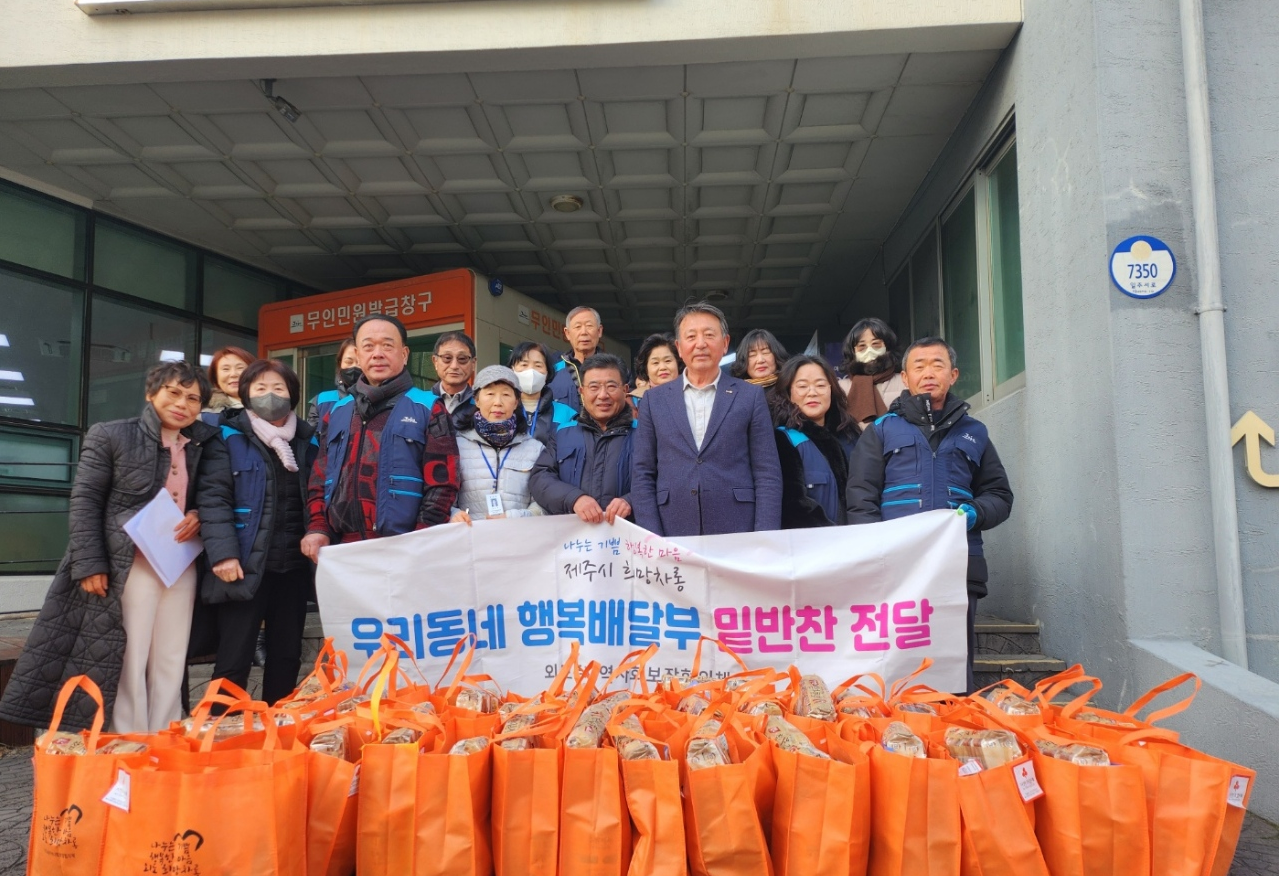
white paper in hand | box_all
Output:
[122,490,202,588]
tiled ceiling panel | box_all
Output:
[0,50,1002,337]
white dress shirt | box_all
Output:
[682,371,721,450]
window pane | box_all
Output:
[989,144,1025,384]
[0,185,85,280]
[88,297,195,425]
[0,492,69,574]
[200,325,258,369]
[909,229,940,341]
[204,258,286,330]
[941,189,981,400]
[0,268,84,425]
[93,220,196,310]
[887,268,911,347]
[0,428,78,486]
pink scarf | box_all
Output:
[247,411,299,472]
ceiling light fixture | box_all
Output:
[0,334,9,347]
[549,194,584,213]
[704,290,729,301]
[0,396,34,406]
[199,354,214,367]
[0,370,24,381]
[158,350,185,362]
[260,79,302,124]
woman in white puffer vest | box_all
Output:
[449,365,546,523]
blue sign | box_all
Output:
[1110,235,1175,299]
[488,278,505,297]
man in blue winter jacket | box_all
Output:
[845,337,1013,693]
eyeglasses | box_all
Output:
[584,382,623,394]
[158,384,203,405]
[434,355,474,366]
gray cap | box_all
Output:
[473,364,520,392]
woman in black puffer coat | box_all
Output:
[0,361,230,732]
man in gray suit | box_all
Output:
[632,302,782,536]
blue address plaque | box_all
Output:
[1110,235,1176,299]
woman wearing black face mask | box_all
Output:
[306,338,361,433]
[838,317,906,433]
[199,359,318,705]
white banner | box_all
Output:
[315,510,970,694]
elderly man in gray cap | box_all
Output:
[449,365,547,524]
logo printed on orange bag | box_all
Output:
[1227,776,1250,809]
[1014,761,1044,802]
[39,804,83,853]
[144,829,205,876]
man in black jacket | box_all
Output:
[846,337,1013,693]
[529,353,634,523]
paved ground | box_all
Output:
[0,740,1276,876]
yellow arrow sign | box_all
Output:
[1231,411,1279,488]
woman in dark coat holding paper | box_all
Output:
[200,359,317,706]
[0,361,229,732]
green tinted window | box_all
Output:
[0,185,85,280]
[989,145,1025,384]
[887,269,911,346]
[93,220,196,310]
[0,268,84,425]
[909,230,940,340]
[88,297,196,425]
[0,492,69,574]
[204,258,286,330]
[941,189,981,400]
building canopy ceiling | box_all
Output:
[0,50,1001,339]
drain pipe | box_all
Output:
[1179,0,1248,668]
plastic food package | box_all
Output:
[381,727,421,745]
[38,731,87,756]
[566,693,629,749]
[309,728,347,759]
[724,677,751,691]
[677,694,710,715]
[336,693,371,714]
[498,709,538,751]
[1035,739,1111,766]
[182,712,267,739]
[837,702,876,718]
[881,721,927,759]
[296,676,326,698]
[1075,711,1137,728]
[897,702,938,715]
[765,715,831,759]
[686,719,732,771]
[454,686,499,714]
[97,739,148,755]
[794,674,837,721]
[409,701,437,716]
[612,715,662,761]
[984,690,1042,716]
[746,700,784,717]
[944,727,1022,769]
[449,736,491,756]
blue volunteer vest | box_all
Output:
[313,388,343,427]
[779,427,841,523]
[873,412,989,556]
[553,419,635,497]
[220,423,319,559]
[322,387,440,536]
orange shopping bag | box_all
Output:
[1055,672,1199,743]
[101,702,309,876]
[557,653,645,876]
[677,702,774,876]
[866,729,962,876]
[608,703,689,876]
[1030,733,1151,876]
[768,716,871,876]
[301,718,361,876]
[26,676,156,876]
[1099,727,1255,876]
[415,719,494,876]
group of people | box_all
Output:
[0,300,1012,735]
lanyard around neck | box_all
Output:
[481,445,511,486]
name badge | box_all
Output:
[486,493,506,518]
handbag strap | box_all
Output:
[46,675,105,753]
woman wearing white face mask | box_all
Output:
[199,359,317,706]
[838,318,906,432]
[508,341,577,444]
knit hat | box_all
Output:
[473,364,520,392]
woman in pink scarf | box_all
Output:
[198,359,318,705]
